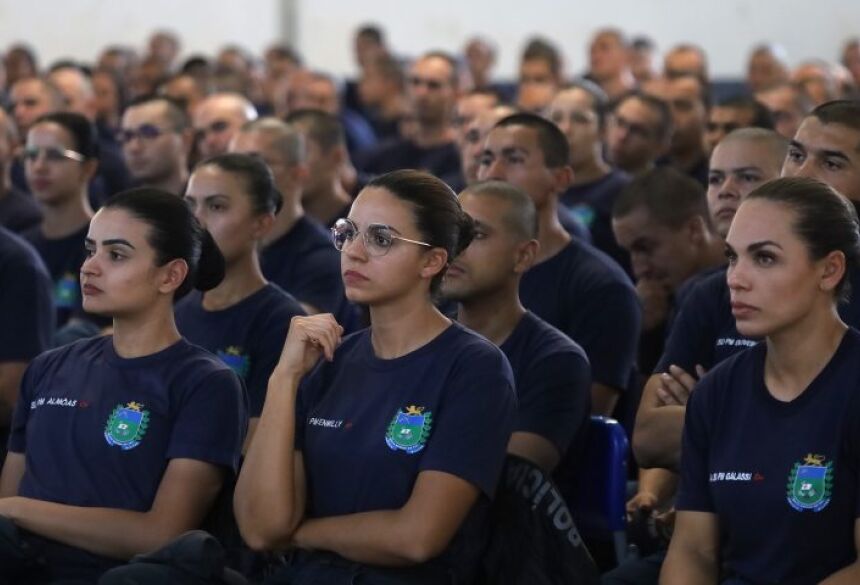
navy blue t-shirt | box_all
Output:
[0,187,42,234]
[520,239,640,392]
[355,137,463,190]
[8,336,247,512]
[560,169,631,275]
[295,322,516,583]
[677,329,860,584]
[656,267,860,374]
[500,311,591,458]
[260,216,357,331]
[175,283,305,417]
[22,224,89,328]
[0,227,54,363]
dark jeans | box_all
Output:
[263,550,456,585]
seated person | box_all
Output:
[0,188,247,583]
[234,170,516,585]
[179,153,305,448]
[663,178,860,583]
[703,94,774,156]
[443,180,591,472]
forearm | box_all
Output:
[234,370,304,548]
[591,382,620,417]
[0,362,27,427]
[638,467,679,507]
[821,561,860,584]
[294,510,431,567]
[660,545,719,585]
[2,497,176,560]
[634,378,686,470]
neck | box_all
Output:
[764,305,847,402]
[202,253,267,311]
[368,291,451,359]
[689,236,728,280]
[40,192,93,239]
[111,303,182,358]
[535,200,572,263]
[600,73,635,99]
[304,179,352,227]
[670,147,706,173]
[572,152,611,185]
[147,169,188,196]
[413,122,454,148]
[263,187,304,247]
[457,285,525,346]
[379,94,407,120]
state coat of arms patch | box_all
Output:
[104,401,150,450]
[786,453,834,512]
[385,405,432,454]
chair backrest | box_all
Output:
[478,454,600,585]
[567,416,630,539]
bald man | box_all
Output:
[193,92,258,159]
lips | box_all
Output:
[446,264,466,277]
[343,270,369,285]
[81,283,103,296]
[29,178,52,191]
[730,301,758,317]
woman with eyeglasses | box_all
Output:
[178,153,305,448]
[22,111,101,333]
[235,169,516,585]
[0,188,247,583]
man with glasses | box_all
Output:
[119,95,192,195]
[193,92,258,160]
[606,91,672,177]
[355,51,462,189]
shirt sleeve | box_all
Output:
[676,373,717,512]
[573,281,641,392]
[7,361,39,453]
[515,351,591,456]
[246,305,301,417]
[294,359,329,452]
[0,255,54,361]
[167,368,248,472]
[419,345,517,498]
[655,279,719,374]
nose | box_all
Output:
[342,232,368,261]
[791,158,817,179]
[726,259,749,292]
[718,176,740,199]
[480,158,506,181]
[80,251,101,277]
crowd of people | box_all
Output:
[0,22,860,585]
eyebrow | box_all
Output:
[748,240,782,252]
[85,237,136,249]
[500,146,529,157]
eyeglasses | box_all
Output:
[195,119,231,141]
[116,124,172,144]
[331,218,432,257]
[408,76,445,91]
[22,146,85,163]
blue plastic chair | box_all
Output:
[566,416,630,565]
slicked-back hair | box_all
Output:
[612,166,711,231]
[494,112,570,169]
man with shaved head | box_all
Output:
[193,92,258,159]
[9,77,65,138]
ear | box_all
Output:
[551,165,574,193]
[419,247,449,282]
[253,212,276,240]
[819,250,846,295]
[685,215,708,246]
[156,258,190,295]
[513,239,540,274]
[290,161,310,189]
[81,158,100,184]
[179,128,195,157]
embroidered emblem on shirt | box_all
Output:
[786,453,833,512]
[216,346,250,378]
[104,401,150,450]
[385,405,432,454]
[55,272,79,308]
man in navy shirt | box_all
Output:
[443,180,591,473]
[0,228,53,435]
[193,92,258,160]
[479,113,640,417]
[653,74,710,187]
[286,109,354,228]
[355,51,462,189]
[606,91,672,178]
[230,117,357,329]
[0,107,41,233]
[612,167,725,374]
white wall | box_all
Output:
[297,0,860,79]
[0,0,856,80]
[0,0,284,67]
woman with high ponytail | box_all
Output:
[0,187,247,582]
[235,170,516,584]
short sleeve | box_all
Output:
[676,375,717,512]
[0,254,54,361]
[839,391,860,518]
[7,362,40,453]
[294,359,330,452]
[419,346,517,498]
[515,351,591,455]
[246,304,301,417]
[655,279,719,374]
[167,368,248,472]
[574,282,641,391]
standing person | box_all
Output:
[0,188,247,583]
[663,178,860,583]
[21,112,98,330]
[234,170,516,585]
[179,153,305,446]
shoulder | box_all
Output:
[556,240,634,290]
[257,284,306,318]
[0,228,48,274]
[508,312,588,365]
[26,336,109,381]
[692,343,763,407]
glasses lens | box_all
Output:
[22,146,39,161]
[365,225,394,256]
[331,219,355,251]
[138,125,163,140]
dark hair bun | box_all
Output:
[194,229,226,292]
[453,211,476,258]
